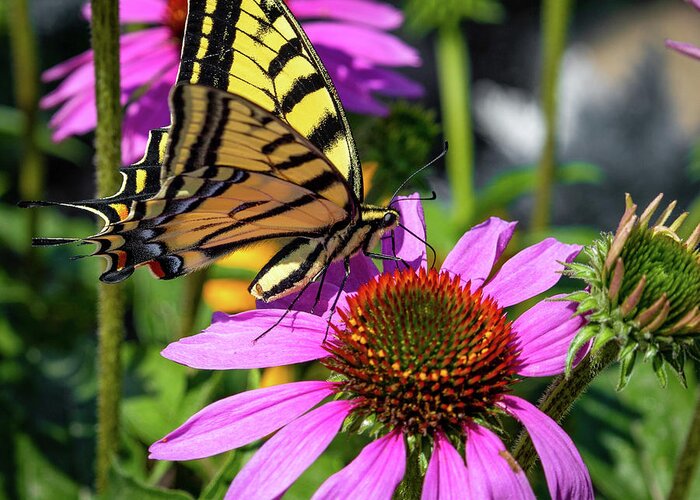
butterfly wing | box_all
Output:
[175,0,363,200]
[90,84,354,282]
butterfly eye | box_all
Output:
[383,212,397,227]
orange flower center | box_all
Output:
[165,0,188,41]
[324,268,520,436]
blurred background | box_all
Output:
[1,0,699,498]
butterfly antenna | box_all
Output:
[398,222,437,270]
[390,191,437,206]
[388,142,448,203]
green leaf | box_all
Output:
[0,105,91,163]
[566,325,598,375]
[571,365,700,499]
[199,452,241,500]
[101,462,193,500]
[475,162,603,220]
[15,434,80,500]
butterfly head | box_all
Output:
[357,204,400,253]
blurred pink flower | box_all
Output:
[149,195,593,499]
[665,1,700,60]
[42,0,423,163]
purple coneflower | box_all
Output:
[149,196,593,499]
[665,1,700,60]
[42,0,423,163]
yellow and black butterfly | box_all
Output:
[23,0,400,303]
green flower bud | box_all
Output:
[566,194,700,389]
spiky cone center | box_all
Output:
[165,0,188,41]
[615,227,700,334]
[324,268,520,436]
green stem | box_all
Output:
[8,0,45,270]
[668,390,700,500]
[531,0,573,231]
[178,269,208,339]
[91,0,124,493]
[396,438,424,499]
[512,342,619,472]
[435,22,474,230]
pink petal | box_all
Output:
[482,238,582,308]
[312,431,406,499]
[161,310,330,369]
[354,66,424,98]
[83,0,168,23]
[257,282,342,317]
[305,22,420,67]
[500,396,594,500]
[325,251,380,294]
[665,40,700,60]
[513,296,588,377]
[42,50,94,82]
[226,400,352,498]
[47,91,97,140]
[440,217,517,290]
[422,431,469,500]
[290,0,403,29]
[382,193,427,275]
[465,423,535,499]
[149,381,336,460]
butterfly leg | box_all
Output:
[323,257,351,343]
[254,277,318,342]
[310,265,329,315]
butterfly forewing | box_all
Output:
[176,0,363,200]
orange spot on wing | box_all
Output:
[116,251,127,270]
[148,260,166,278]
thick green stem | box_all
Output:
[178,269,208,339]
[512,342,619,472]
[531,0,573,231]
[91,0,124,493]
[668,390,700,500]
[9,0,45,268]
[435,22,475,230]
[396,439,424,499]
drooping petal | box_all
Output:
[440,217,517,290]
[312,431,406,499]
[121,66,177,163]
[161,310,330,369]
[305,22,421,67]
[83,0,167,24]
[464,423,534,500]
[289,0,403,30]
[355,66,424,98]
[500,396,593,500]
[422,431,469,500]
[227,400,352,499]
[382,193,427,274]
[149,381,336,460]
[325,251,380,295]
[665,40,700,61]
[514,296,588,377]
[482,238,582,308]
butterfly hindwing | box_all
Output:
[89,84,353,282]
[176,0,363,200]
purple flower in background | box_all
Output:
[149,195,593,499]
[665,1,700,60]
[42,0,423,163]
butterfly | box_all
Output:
[23,0,401,303]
